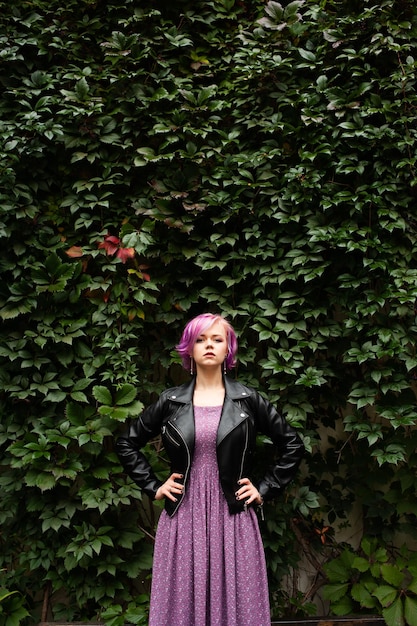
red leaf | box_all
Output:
[66,246,84,258]
[98,235,120,256]
[117,247,135,263]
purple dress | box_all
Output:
[148,406,271,626]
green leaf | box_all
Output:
[352,556,370,573]
[321,582,349,602]
[330,596,354,615]
[98,405,130,420]
[373,585,399,607]
[114,384,136,406]
[25,471,56,491]
[324,550,355,582]
[299,49,316,62]
[404,596,417,626]
[381,564,405,588]
[75,76,89,100]
[93,385,113,405]
[382,596,404,626]
[70,391,88,403]
[351,582,377,609]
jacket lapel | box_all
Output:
[216,376,253,445]
[166,378,195,447]
[165,376,254,447]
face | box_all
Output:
[192,321,229,371]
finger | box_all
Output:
[235,483,253,498]
[236,478,252,495]
[236,488,252,500]
[168,480,185,499]
[246,491,262,505]
[165,487,178,502]
[236,484,261,504]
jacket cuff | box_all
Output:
[258,479,281,501]
[142,479,164,501]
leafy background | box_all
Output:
[1,0,417,623]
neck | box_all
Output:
[194,367,224,390]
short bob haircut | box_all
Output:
[176,313,238,373]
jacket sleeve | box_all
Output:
[252,392,305,501]
[115,394,167,500]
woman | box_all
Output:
[116,313,304,626]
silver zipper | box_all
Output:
[239,420,249,513]
[168,422,191,497]
[162,424,180,447]
[238,419,249,481]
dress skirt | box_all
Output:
[148,406,271,626]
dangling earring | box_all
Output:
[190,357,194,376]
[223,358,227,375]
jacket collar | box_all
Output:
[166,375,254,404]
[166,375,254,447]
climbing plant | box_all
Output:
[1,0,417,623]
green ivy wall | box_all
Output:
[1,0,417,623]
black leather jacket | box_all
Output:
[116,376,304,517]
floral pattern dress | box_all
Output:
[148,405,271,626]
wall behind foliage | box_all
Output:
[1,0,417,623]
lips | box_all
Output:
[204,352,215,357]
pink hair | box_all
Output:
[176,313,238,372]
